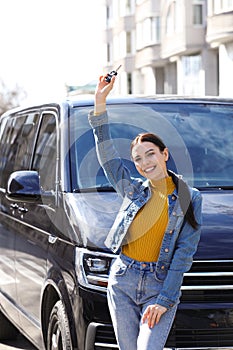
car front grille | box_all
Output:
[94,322,233,349]
[181,260,233,303]
[93,324,118,350]
[166,326,233,348]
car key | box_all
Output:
[105,65,122,83]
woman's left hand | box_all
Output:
[142,304,167,328]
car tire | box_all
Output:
[0,312,18,340]
[47,300,72,350]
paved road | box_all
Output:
[0,333,36,350]
[0,334,232,350]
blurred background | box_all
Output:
[0,0,233,113]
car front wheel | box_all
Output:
[47,300,72,350]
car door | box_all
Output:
[13,111,58,346]
[0,112,39,327]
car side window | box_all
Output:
[32,112,57,193]
[0,112,39,189]
[14,112,39,170]
[0,117,15,188]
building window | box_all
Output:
[145,17,160,44]
[106,5,110,21]
[228,0,233,8]
[152,16,160,43]
[213,0,233,13]
[118,31,134,58]
[166,1,176,35]
[136,21,143,49]
[136,17,160,49]
[107,43,113,63]
[223,0,233,11]
[126,31,132,54]
[120,0,135,16]
[106,4,113,27]
[127,73,132,94]
[182,55,203,95]
[193,1,205,25]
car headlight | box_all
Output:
[75,248,116,292]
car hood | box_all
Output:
[195,190,233,260]
[63,190,233,259]
[63,191,122,249]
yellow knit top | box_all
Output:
[122,176,175,262]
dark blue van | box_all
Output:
[0,96,232,349]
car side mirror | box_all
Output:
[7,170,41,201]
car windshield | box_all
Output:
[69,102,233,190]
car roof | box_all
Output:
[69,94,233,108]
[1,94,233,118]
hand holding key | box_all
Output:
[94,70,118,115]
[105,65,122,83]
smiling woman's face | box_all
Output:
[131,141,169,181]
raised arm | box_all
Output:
[89,74,139,197]
[94,75,116,115]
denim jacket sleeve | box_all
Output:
[156,189,202,309]
[88,110,136,198]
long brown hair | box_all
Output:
[131,133,198,229]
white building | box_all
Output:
[104,0,233,97]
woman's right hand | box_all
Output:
[142,304,167,328]
[94,74,116,115]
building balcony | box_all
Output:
[161,26,206,59]
[206,11,233,47]
[135,44,163,69]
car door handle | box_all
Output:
[48,235,57,244]
[18,206,28,213]
[10,203,19,210]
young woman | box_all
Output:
[88,74,202,350]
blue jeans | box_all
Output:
[107,254,178,350]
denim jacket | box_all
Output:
[89,111,202,309]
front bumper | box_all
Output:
[84,306,233,350]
